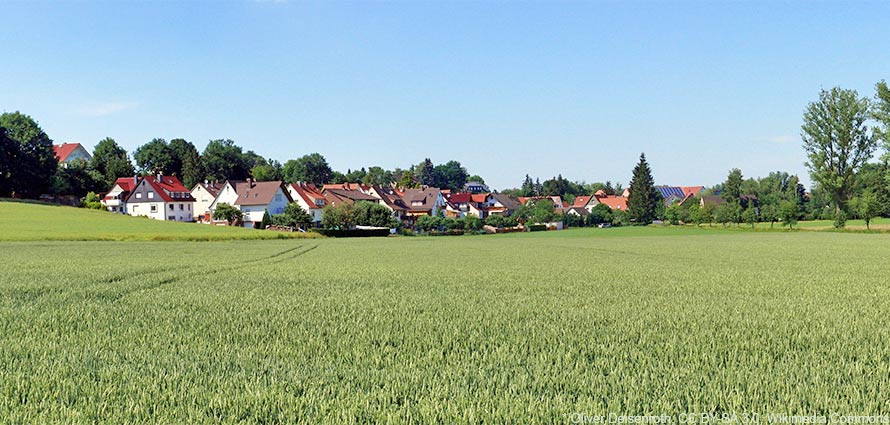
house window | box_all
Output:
[315,199,324,206]
[148,191,154,199]
[150,205,157,213]
[179,204,184,210]
[136,193,142,199]
[188,204,191,211]
[169,204,174,211]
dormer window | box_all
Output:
[147,191,154,199]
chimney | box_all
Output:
[157,172,163,183]
[247,177,255,188]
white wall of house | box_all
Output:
[129,202,166,221]
[288,187,325,225]
[128,202,193,221]
[191,185,217,219]
[102,184,128,214]
[209,183,239,213]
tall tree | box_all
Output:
[134,138,175,175]
[91,137,135,189]
[520,175,534,197]
[0,112,58,198]
[417,158,437,187]
[251,159,283,182]
[169,138,203,188]
[627,153,660,225]
[722,168,743,204]
[434,160,468,191]
[801,87,876,215]
[0,126,14,196]
[203,139,250,181]
[874,80,890,149]
[282,153,333,185]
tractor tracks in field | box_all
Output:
[82,242,320,302]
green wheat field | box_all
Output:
[1,202,889,422]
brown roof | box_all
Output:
[401,188,441,212]
[232,180,291,206]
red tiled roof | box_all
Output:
[447,193,471,204]
[573,195,592,208]
[290,182,327,209]
[680,186,705,197]
[596,195,627,210]
[322,183,369,192]
[144,175,196,203]
[103,177,138,201]
[53,143,85,162]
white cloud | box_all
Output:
[78,102,139,117]
[766,135,795,144]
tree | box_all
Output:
[362,166,394,187]
[259,209,272,229]
[587,203,613,225]
[416,214,441,232]
[212,203,243,225]
[0,126,14,196]
[91,137,135,189]
[722,168,743,204]
[520,175,534,197]
[352,201,397,228]
[397,169,418,188]
[203,139,251,182]
[742,205,757,229]
[251,160,283,182]
[874,80,890,148]
[850,191,881,230]
[687,203,703,227]
[714,203,733,227]
[51,158,103,196]
[134,138,175,175]
[283,153,333,185]
[81,191,103,209]
[530,199,556,223]
[272,202,313,228]
[0,112,58,198]
[434,160,468,191]
[627,153,660,225]
[417,158,437,187]
[462,215,483,231]
[779,200,799,229]
[169,138,203,188]
[468,175,485,185]
[801,87,877,218]
[760,204,778,229]
[321,203,354,230]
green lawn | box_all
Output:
[2,206,890,421]
[0,200,318,241]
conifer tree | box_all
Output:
[627,153,659,225]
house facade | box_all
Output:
[210,180,292,228]
[288,182,328,226]
[191,181,225,222]
[126,174,195,222]
[102,177,138,214]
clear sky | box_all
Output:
[2,1,888,190]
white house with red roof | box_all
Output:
[102,177,138,214]
[191,181,225,222]
[53,143,92,166]
[287,182,327,226]
[125,174,196,222]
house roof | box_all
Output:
[518,196,563,209]
[138,175,196,203]
[701,195,726,206]
[656,186,687,200]
[470,193,489,204]
[447,193,471,204]
[680,186,705,197]
[103,177,138,201]
[53,143,90,162]
[232,180,290,206]
[490,193,520,211]
[567,207,589,216]
[573,195,592,208]
[401,187,441,212]
[596,196,627,210]
[289,182,327,209]
[193,181,225,198]
[322,183,369,192]
[371,185,407,211]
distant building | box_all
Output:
[125,174,195,222]
[52,143,91,166]
[464,181,489,193]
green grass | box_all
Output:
[0,200,319,241]
[2,214,890,420]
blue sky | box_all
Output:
[2,1,888,190]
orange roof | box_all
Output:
[680,186,705,197]
[573,195,592,208]
[322,183,368,192]
[470,193,489,203]
[594,189,607,197]
[596,195,627,210]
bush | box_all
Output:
[316,228,390,237]
[528,224,547,232]
[81,192,103,210]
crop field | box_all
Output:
[2,213,890,422]
[0,201,316,241]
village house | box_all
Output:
[102,177,138,214]
[287,182,328,227]
[52,142,92,167]
[400,187,445,219]
[191,181,225,222]
[209,179,292,228]
[125,174,195,222]
[367,185,408,221]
